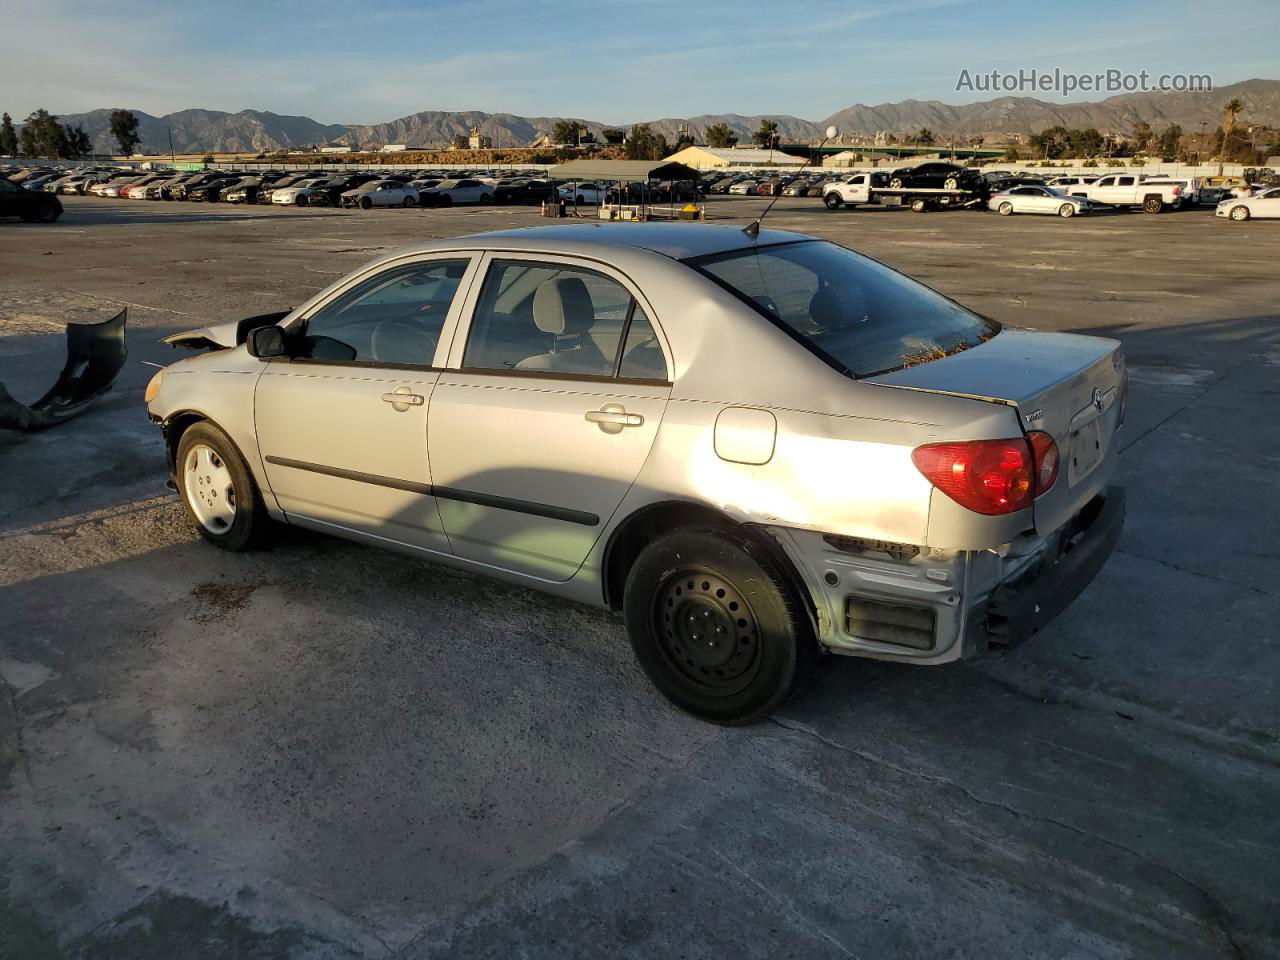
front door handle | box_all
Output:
[382,386,424,411]
[585,403,643,434]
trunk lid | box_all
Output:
[870,329,1124,535]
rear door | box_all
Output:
[255,254,479,552]
[427,253,673,581]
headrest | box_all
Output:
[809,285,868,331]
[533,277,594,336]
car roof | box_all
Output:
[425,223,812,260]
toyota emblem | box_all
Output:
[1092,388,1104,412]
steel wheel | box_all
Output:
[183,443,238,534]
[654,570,763,697]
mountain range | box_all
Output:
[40,78,1280,155]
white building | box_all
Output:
[380,144,408,153]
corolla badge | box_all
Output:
[1092,388,1104,412]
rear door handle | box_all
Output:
[585,404,643,432]
[382,389,424,410]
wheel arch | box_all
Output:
[163,411,268,508]
[601,499,820,641]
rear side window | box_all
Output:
[463,260,666,381]
[691,241,998,378]
[297,259,470,366]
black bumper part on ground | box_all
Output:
[0,308,128,430]
[985,487,1126,647]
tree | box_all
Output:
[1065,127,1103,158]
[1131,121,1153,152]
[109,109,141,156]
[752,119,780,149]
[673,133,694,151]
[623,123,668,161]
[602,128,625,145]
[704,122,738,148]
[1156,124,1182,159]
[915,127,935,145]
[1002,144,1021,161]
[0,113,16,156]
[19,109,71,158]
[1222,97,1244,138]
[551,119,580,145]
[65,123,93,157]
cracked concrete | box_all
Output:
[1,196,1278,959]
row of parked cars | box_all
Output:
[2,164,578,210]
[815,161,1280,220]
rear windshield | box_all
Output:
[691,240,998,377]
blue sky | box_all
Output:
[3,0,1277,124]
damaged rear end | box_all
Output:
[780,330,1127,664]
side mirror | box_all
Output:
[247,325,288,359]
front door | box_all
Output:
[255,255,478,552]
[428,254,672,581]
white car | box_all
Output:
[1045,175,1098,196]
[1216,186,1280,221]
[728,180,759,196]
[418,178,495,206]
[989,186,1093,218]
[340,180,419,209]
[558,182,608,204]
[271,178,328,206]
[101,177,145,198]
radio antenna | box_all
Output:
[743,125,838,239]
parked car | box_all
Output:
[147,223,1125,724]
[492,179,554,205]
[309,174,382,207]
[1046,175,1099,196]
[222,177,269,204]
[558,181,608,204]
[989,185,1094,217]
[340,180,419,209]
[0,176,63,221]
[188,177,240,202]
[1079,174,1184,212]
[271,177,329,206]
[257,173,314,203]
[1216,185,1280,220]
[171,173,229,200]
[418,178,495,206]
[728,180,759,195]
[101,177,146,198]
[889,162,985,191]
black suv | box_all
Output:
[887,162,984,191]
[0,177,63,222]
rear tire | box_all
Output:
[1142,196,1164,214]
[623,526,815,725]
[890,177,903,189]
[824,192,843,209]
[176,422,268,552]
[944,177,959,190]
[998,201,1014,216]
[36,204,60,223]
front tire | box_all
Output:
[359,196,372,210]
[295,194,308,207]
[623,527,814,725]
[824,192,843,209]
[998,201,1014,216]
[37,203,61,223]
[1058,203,1075,218]
[890,177,903,189]
[176,422,267,551]
[1229,204,1251,221]
[402,196,414,207]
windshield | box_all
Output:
[691,240,999,378]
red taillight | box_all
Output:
[912,439,1034,515]
[912,433,1059,516]
[1172,186,1182,196]
[1027,431,1059,494]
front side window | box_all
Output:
[463,260,664,380]
[691,241,998,379]
[296,258,470,366]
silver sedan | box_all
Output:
[146,224,1126,723]
[989,185,1094,217]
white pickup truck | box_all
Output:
[822,172,889,209]
[1079,173,1185,213]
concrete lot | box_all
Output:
[1,195,1278,959]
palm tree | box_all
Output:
[1219,97,1244,173]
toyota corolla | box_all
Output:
[146,224,1126,724]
